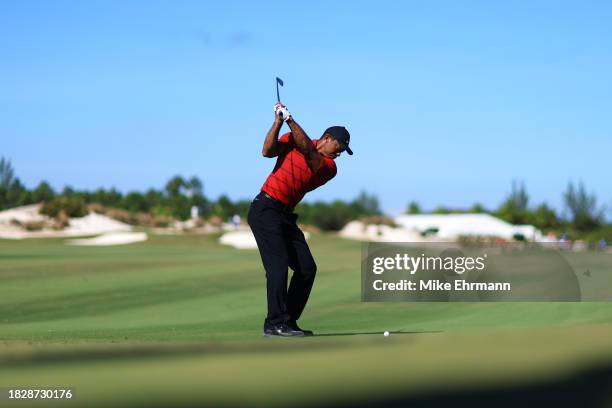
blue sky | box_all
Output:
[1,1,610,215]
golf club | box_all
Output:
[276,76,283,102]
[275,76,286,120]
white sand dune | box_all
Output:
[0,204,132,239]
[395,214,544,241]
[66,232,148,246]
[63,213,132,235]
[0,204,46,224]
[339,220,426,242]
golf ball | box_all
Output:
[383,331,390,337]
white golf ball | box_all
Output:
[383,331,390,337]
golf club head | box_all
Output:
[276,77,284,87]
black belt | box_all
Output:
[259,191,295,213]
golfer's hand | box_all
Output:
[273,102,284,123]
[274,102,291,122]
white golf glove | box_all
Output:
[274,103,291,121]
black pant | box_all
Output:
[247,192,317,325]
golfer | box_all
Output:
[248,102,352,337]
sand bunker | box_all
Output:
[66,232,148,246]
[219,229,310,249]
[219,230,258,249]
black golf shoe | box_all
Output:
[262,323,304,337]
[289,321,314,336]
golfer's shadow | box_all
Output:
[314,330,441,337]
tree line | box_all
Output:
[0,157,381,231]
[1,157,608,237]
[0,157,208,220]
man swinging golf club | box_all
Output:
[248,94,353,337]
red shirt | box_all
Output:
[261,132,337,207]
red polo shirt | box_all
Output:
[261,132,337,207]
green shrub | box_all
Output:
[571,225,612,244]
[23,220,46,231]
[40,197,88,218]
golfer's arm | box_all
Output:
[286,118,322,171]
[262,119,285,157]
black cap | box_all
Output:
[324,126,353,155]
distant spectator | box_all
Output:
[231,214,241,229]
[190,206,199,220]
[598,239,607,251]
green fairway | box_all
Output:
[1,233,612,407]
